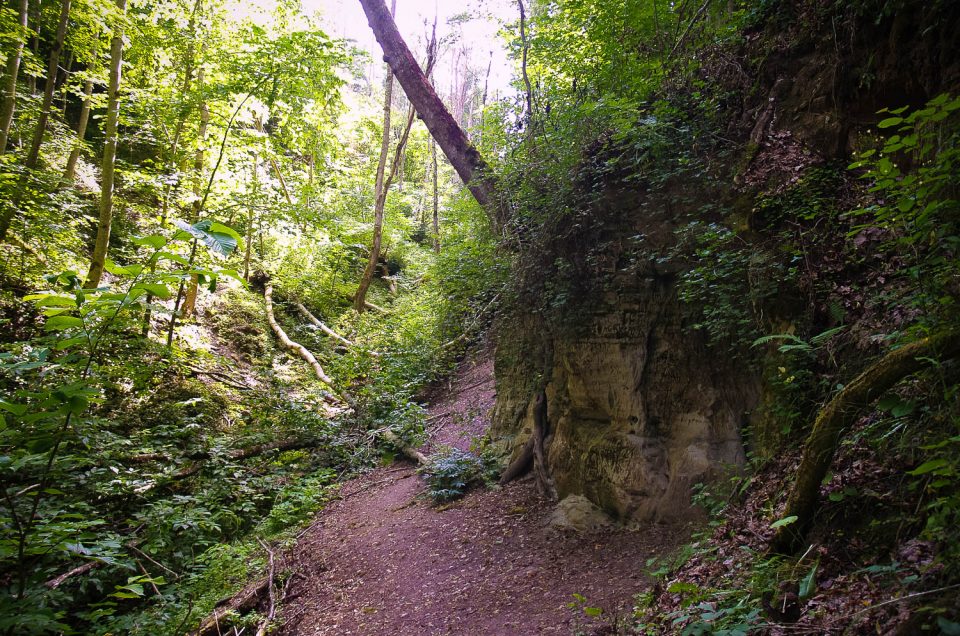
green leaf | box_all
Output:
[907,459,951,476]
[0,400,28,417]
[67,395,89,415]
[27,295,76,308]
[44,315,84,332]
[891,400,915,418]
[133,283,172,299]
[173,219,238,256]
[131,234,167,249]
[770,515,798,529]
[877,117,903,128]
[209,222,242,243]
[157,251,191,266]
[104,260,143,277]
[799,561,819,600]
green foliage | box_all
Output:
[847,93,960,332]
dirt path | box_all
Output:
[279,355,688,635]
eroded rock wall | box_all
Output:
[493,267,756,523]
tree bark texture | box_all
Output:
[0,0,29,154]
[181,63,209,317]
[84,0,127,289]
[431,136,439,252]
[357,0,500,226]
[354,0,397,313]
[770,330,960,554]
[63,78,94,182]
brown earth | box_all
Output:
[279,352,691,636]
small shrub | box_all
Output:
[419,447,499,504]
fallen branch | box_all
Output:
[380,430,429,465]
[362,299,389,314]
[254,539,276,636]
[295,303,353,346]
[46,537,145,589]
[185,365,254,390]
[46,561,101,589]
[770,329,960,554]
[266,283,354,406]
[190,575,271,636]
[345,293,390,314]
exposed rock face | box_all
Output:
[493,269,756,523]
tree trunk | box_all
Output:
[769,330,960,555]
[0,0,71,242]
[253,116,292,205]
[57,50,73,114]
[531,390,558,499]
[84,0,127,289]
[26,1,39,95]
[479,50,492,146]
[357,0,499,225]
[159,0,203,225]
[0,0,29,154]
[63,78,94,183]
[517,0,533,131]
[431,136,439,253]
[244,155,257,281]
[181,63,209,318]
[24,0,72,170]
[354,0,397,313]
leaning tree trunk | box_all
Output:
[84,0,127,289]
[354,0,397,313]
[0,0,29,154]
[770,330,960,554]
[23,0,72,170]
[357,0,500,226]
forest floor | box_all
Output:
[277,352,690,635]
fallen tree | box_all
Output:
[380,429,429,465]
[265,283,354,406]
[190,574,272,636]
[295,302,353,346]
[770,329,960,554]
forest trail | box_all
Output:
[278,354,689,635]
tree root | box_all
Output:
[769,329,960,554]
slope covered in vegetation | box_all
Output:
[2,0,960,633]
